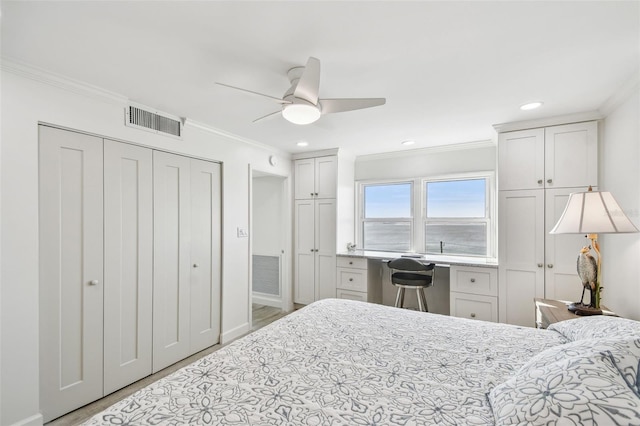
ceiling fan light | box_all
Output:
[282,103,321,125]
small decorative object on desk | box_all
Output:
[550,186,639,316]
[346,242,357,252]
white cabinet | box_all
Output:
[293,153,354,305]
[39,129,154,421]
[450,265,498,322]
[294,156,337,199]
[153,151,222,372]
[498,121,597,191]
[294,198,336,304]
[498,120,598,327]
[335,256,382,303]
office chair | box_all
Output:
[388,258,435,312]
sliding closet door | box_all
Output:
[39,126,104,422]
[189,159,222,353]
[103,140,153,394]
[153,151,192,372]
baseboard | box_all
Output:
[8,413,43,426]
[220,322,250,344]
[252,294,283,309]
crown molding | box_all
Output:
[599,71,640,117]
[355,139,495,163]
[1,56,129,104]
[291,148,340,160]
[492,111,604,134]
[183,118,291,158]
[1,56,290,158]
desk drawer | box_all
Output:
[450,266,497,296]
[336,256,367,269]
[450,293,498,322]
[337,289,368,302]
[336,267,367,292]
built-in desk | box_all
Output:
[336,250,499,322]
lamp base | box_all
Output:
[567,302,603,316]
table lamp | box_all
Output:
[550,186,638,315]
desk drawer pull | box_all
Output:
[470,313,476,318]
[470,278,475,283]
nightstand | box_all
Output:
[534,298,616,329]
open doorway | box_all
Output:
[250,170,291,329]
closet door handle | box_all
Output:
[310,192,314,197]
[547,264,554,268]
[193,263,199,268]
[537,179,543,185]
[89,280,99,286]
[547,179,553,184]
[537,263,543,268]
[470,278,476,283]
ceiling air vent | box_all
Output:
[125,105,182,138]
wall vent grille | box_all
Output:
[126,106,182,138]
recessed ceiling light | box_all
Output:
[296,141,309,147]
[401,140,415,146]
[520,101,544,111]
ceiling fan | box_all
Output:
[216,57,386,125]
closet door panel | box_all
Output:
[153,151,192,372]
[103,140,153,394]
[189,159,222,353]
[38,126,104,422]
[294,200,315,304]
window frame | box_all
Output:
[356,172,495,258]
[357,179,414,252]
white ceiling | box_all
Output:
[2,1,638,156]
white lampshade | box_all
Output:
[282,103,321,125]
[550,189,639,234]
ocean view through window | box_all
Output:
[358,174,494,257]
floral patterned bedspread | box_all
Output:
[83,299,567,425]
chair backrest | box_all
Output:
[387,257,435,272]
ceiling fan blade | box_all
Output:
[293,57,321,105]
[252,110,282,123]
[319,98,386,114]
[216,82,290,104]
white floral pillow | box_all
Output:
[488,338,640,425]
[548,315,640,341]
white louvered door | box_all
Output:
[39,126,104,422]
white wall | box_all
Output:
[0,67,291,426]
[600,87,640,320]
[252,176,284,256]
[355,143,496,181]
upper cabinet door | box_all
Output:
[315,156,337,199]
[544,121,598,189]
[498,128,545,191]
[294,158,316,199]
[294,156,337,199]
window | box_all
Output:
[361,182,412,251]
[424,178,489,256]
[357,173,494,257]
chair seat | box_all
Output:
[392,272,433,288]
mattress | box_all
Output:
[83,299,640,425]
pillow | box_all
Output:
[548,315,640,341]
[488,338,640,425]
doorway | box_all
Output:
[250,171,290,324]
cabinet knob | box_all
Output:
[310,192,314,196]
[193,263,199,268]
[537,179,543,185]
[470,278,476,283]
[547,179,553,184]
[349,261,353,265]
[314,192,319,196]
[349,278,354,282]
[470,313,476,318]
[310,249,314,252]
[538,263,544,268]
[547,264,554,268]
[89,280,99,286]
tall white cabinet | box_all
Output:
[293,153,354,305]
[498,121,598,327]
[39,126,221,422]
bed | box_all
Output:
[83,299,640,425]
